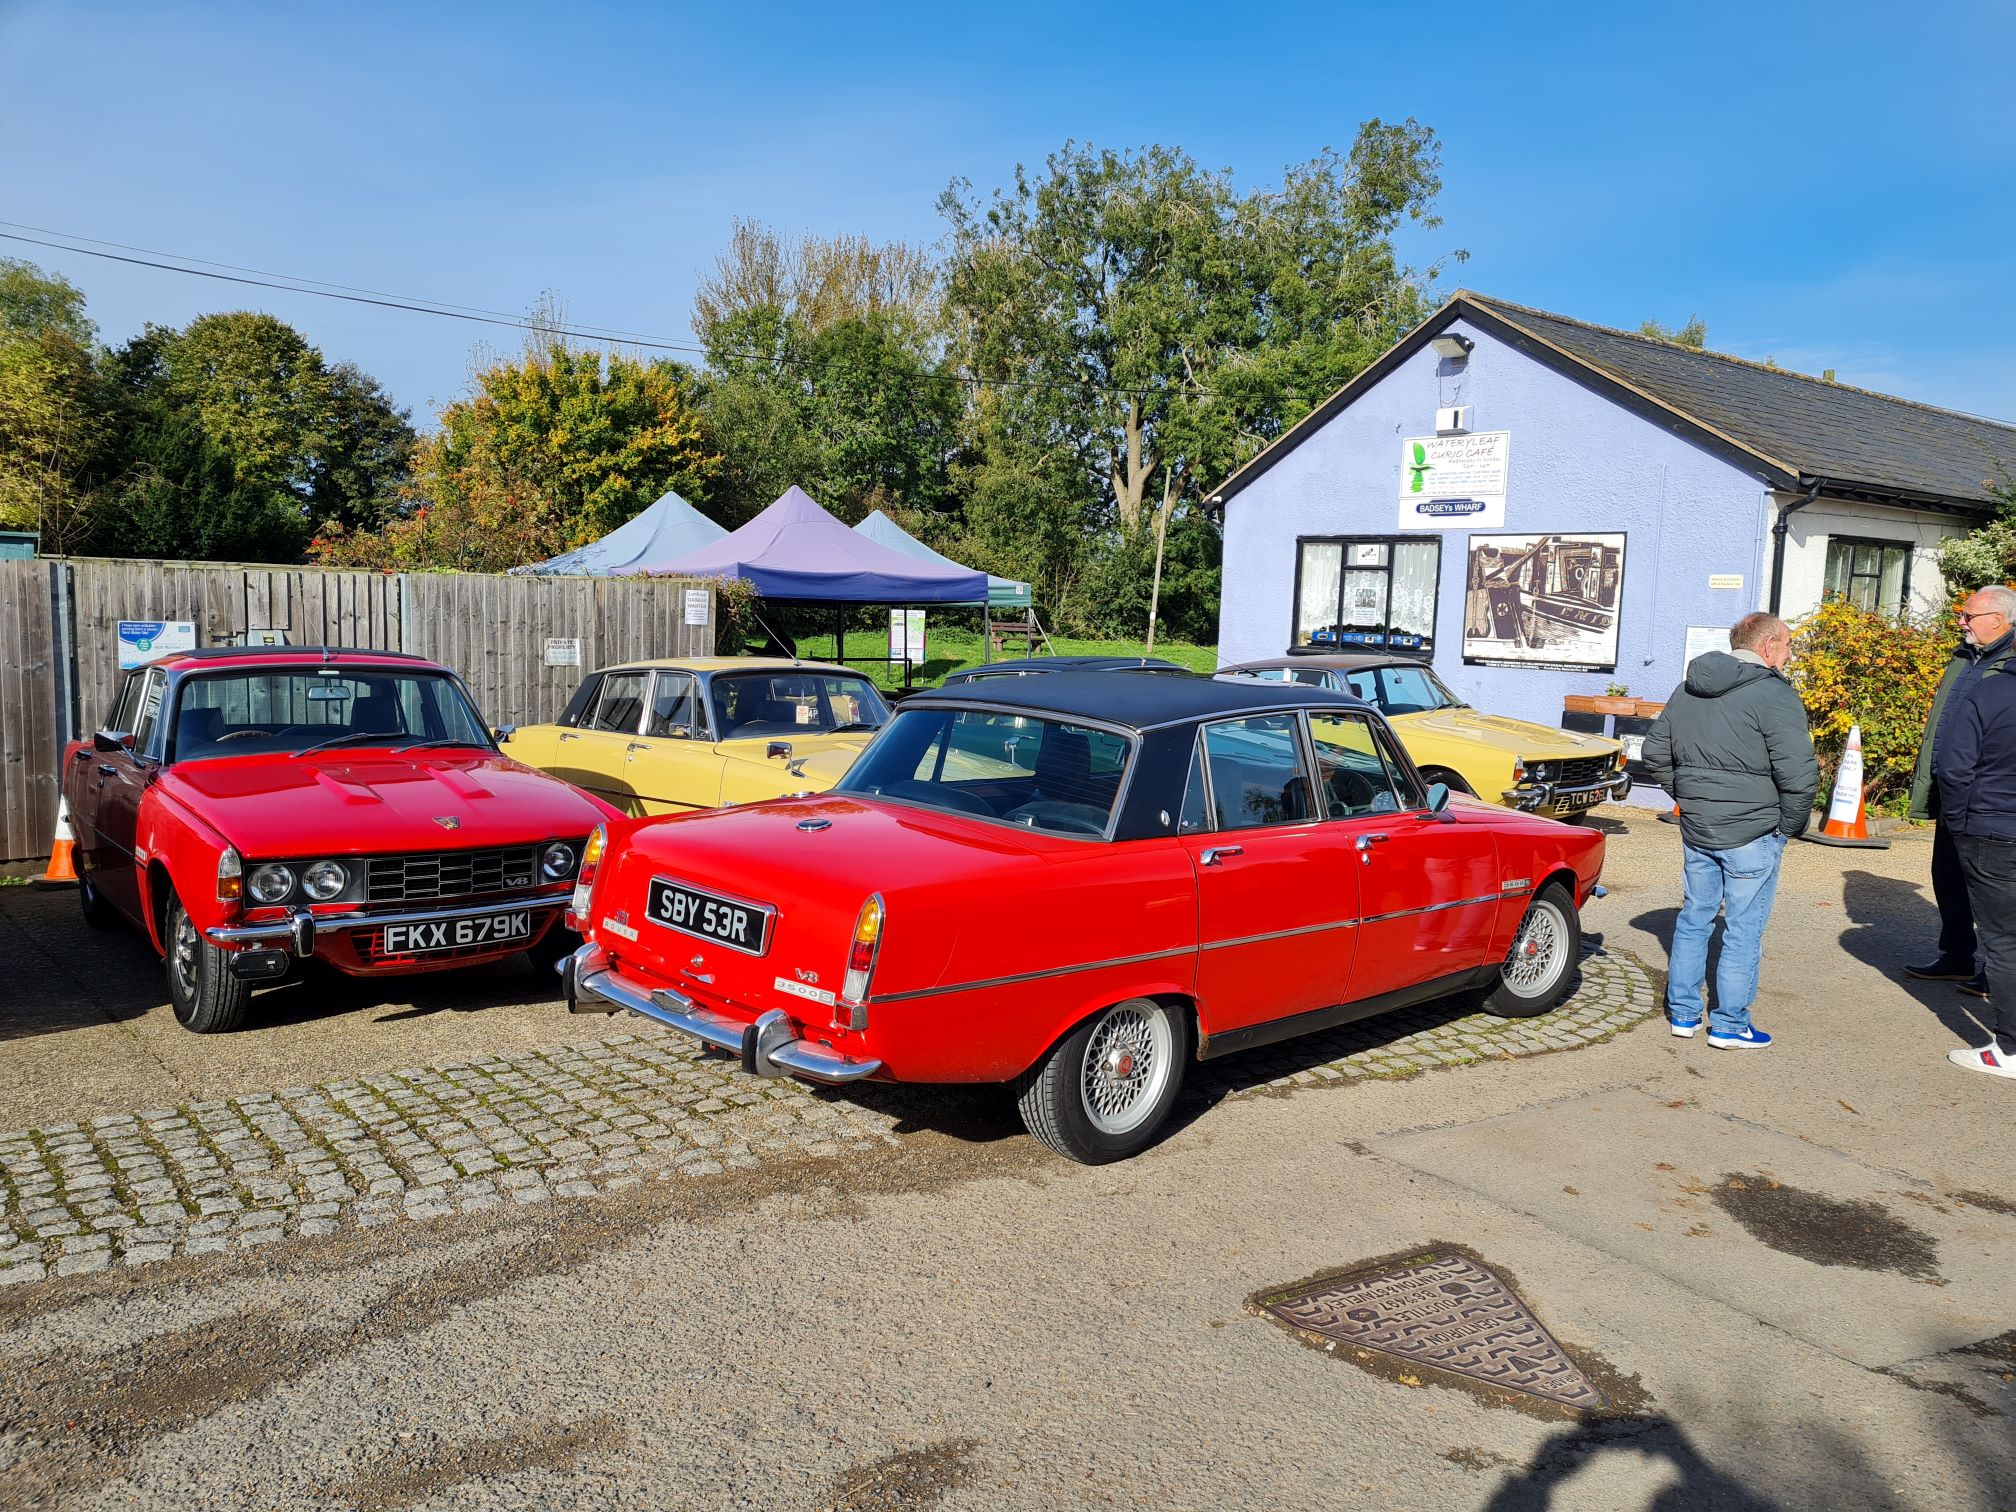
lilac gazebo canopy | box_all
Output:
[641,486,988,603]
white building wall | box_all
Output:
[1776,495,1974,620]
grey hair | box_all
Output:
[1730,612,1790,651]
[1971,584,2016,619]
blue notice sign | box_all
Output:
[117,620,197,670]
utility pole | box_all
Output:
[1144,505,1169,654]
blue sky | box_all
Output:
[3,1,2012,426]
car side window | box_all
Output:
[560,673,604,727]
[589,672,647,734]
[1371,722,1429,809]
[129,671,167,756]
[1305,712,1406,819]
[1178,737,1210,833]
[646,673,700,738]
[1197,715,1314,831]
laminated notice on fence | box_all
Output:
[117,621,196,670]
[543,637,581,667]
[684,589,709,627]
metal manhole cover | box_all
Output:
[1260,1250,1605,1411]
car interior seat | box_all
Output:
[347,688,406,737]
[1032,728,1092,804]
[174,705,225,760]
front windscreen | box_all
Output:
[837,707,1131,837]
[168,668,493,763]
[709,672,889,739]
[1337,663,1465,715]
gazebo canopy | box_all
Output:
[516,487,727,575]
[852,509,1032,610]
[646,487,988,603]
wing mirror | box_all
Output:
[492,725,515,743]
[766,740,793,761]
[93,730,134,754]
[1426,782,1452,813]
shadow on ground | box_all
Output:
[1837,868,1996,1047]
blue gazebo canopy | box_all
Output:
[517,487,727,575]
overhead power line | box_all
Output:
[0,224,1316,407]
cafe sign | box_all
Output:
[1397,430,1511,530]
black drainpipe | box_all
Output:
[1767,479,1823,616]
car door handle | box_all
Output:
[96,764,120,778]
[1199,845,1244,866]
[558,732,579,742]
[626,742,650,752]
[1355,832,1390,863]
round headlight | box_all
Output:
[302,860,348,901]
[541,841,576,880]
[248,864,295,904]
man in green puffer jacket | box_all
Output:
[1903,600,2016,997]
[1642,612,1819,1050]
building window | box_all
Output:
[1291,537,1440,655]
[1823,537,1911,617]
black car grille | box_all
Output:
[367,844,544,903]
[1536,756,1613,789]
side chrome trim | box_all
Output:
[867,944,1196,1005]
[1199,918,1356,953]
[1358,892,1512,926]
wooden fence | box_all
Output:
[0,559,714,862]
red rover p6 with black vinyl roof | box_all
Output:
[62,647,622,1033]
[564,671,1607,1163]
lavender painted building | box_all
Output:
[1212,293,2015,807]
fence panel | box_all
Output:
[0,561,63,862]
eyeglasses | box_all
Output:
[1957,610,2008,623]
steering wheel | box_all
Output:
[877,780,993,816]
[1326,768,1378,815]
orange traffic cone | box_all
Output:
[30,795,79,887]
[1806,724,1889,848]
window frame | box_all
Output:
[1822,535,1913,617]
[1188,712,1321,834]
[1289,534,1441,659]
[646,670,706,740]
[587,671,650,735]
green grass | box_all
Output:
[790,627,1220,692]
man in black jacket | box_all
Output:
[1904,592,2016,997]
[1643,612,1819,1049]
[1931,584,2016,1079]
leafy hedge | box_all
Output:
[1788,597,1952,811]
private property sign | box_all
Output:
[1398,430,1511,530]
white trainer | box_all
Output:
[1947,1043,2016,1080]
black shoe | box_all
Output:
[1959,974,1989,999]
[1906,957,1977,981]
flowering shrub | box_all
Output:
[1789,597,1953,811]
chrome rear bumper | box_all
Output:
[567,943,883,1086]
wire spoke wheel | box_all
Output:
[1078,1001,1174,1136]
[1502,895,1569,997]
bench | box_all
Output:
[987,615,1045,657]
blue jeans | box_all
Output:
[1667,831,1788,1036]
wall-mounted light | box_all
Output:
[1430,334,1474,361]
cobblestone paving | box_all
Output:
[0,944,1657,1283]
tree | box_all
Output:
[940,123,1460,545]
[693,221,960,524]
[0,260,109,550]
[1637,316,1708,349]
[316,336,721,573]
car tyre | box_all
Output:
[1420,767,1475,796]
[1014,997,1189,1164]
[1476,881,1581,1018]
[78,861,117,930]
[163,892,252,1034]
[526,919,579,981]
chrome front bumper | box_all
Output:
[1502,772,1633,814]
[204,893,566,955]
[566,942,883,1086]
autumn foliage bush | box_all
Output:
[1789,596,1952,811]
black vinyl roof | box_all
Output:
[941,654,1190,683]
[904,668,1367,728]
[1211,291,2016,511]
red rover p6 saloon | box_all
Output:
[564,671,1608,1163]
[62,647,622,1032]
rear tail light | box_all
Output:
[568,825,606,929]
[837,893,884,1028]
[217,846,243,906]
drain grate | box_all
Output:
[1260,1251,1605,1411]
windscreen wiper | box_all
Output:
[295,730,406,757]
